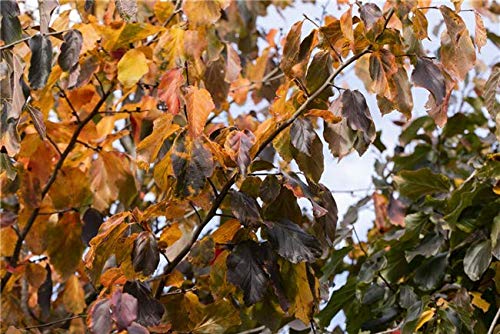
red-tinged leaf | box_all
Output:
[281,22,317,79]
[359,3,383,30]
[225,43,241,83]
[369,49,398,96]
[263,219,322,263]
[82,208,104,246]
[124,281,165,326]
[158,68,184,115]
[388,196,406,227]
[28,35,52,89]
[88,299,112,334]
[224,129,255,175]
[185,86,215,138]
[116,0,138,22]
[37,264,52,319]
[46,212,85,279]
[411,57,447,106]
[474,11,487,52]
[132,231,160,276]
[58,30,83,71]
[231,190,262,227]
[171,130,214,198]
[111,290,138,330]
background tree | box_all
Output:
[0,0,498,333]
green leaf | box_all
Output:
[492,214,500,259]
[393,168,451,200]
[318,277,356,328]
[358,251,387,283]
[321,246,352,279]
[463,240,492,281]
[405,233,444,262]
[413,253,448,290]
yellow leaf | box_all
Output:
[470,292,490,312]
[185,86,215,138]
[182,0,229,26]
[212,220,242,244]
[415,308,435,331]
[117,49,149,88]
[63,275,86,314]
[159,223,183,248]
[291,263,315,324]
[305,109,342,123]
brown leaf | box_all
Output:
[474,11,487,52]
[411,57,447,106]
[359,3,383,30]
[224,129,255,176]
[185,86,215,138]
[132,231,160,276]
[369,49,398,96]
[26,105,46,140]
[340,6,354,44]
[440,5,467,45]
[182,0,228,26]
[440,30,476,82]
[225,43,241,83]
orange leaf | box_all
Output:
[185,86,215,138]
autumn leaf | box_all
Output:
[411,57,446,106]
[224,129,255,175]
[369,49,397,96]
[28,35,52,89]
[58,30,83,71]
[185,86,215,138]
[230,190,262,227]
[182,0,228,26]
[225,43,241,83]
[474,11,487,52]
[157,68,184,115]
[131,231,160,276]
[117,49,149,88]
[63,274,86,314]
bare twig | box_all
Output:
[23,315,86,330]
[0,86,113,292]
[0,29,71,51]
[487,307,500,334]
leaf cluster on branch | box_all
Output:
[0,0,498,333]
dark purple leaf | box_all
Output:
[28,35,53,89]
[111,290,138,330]
[292,130,324,182]
[127,322,150,334]
[360,3,383,30]
[58,30,83,71]
[89,299,112,334]
[231,190,262,227]
[37,264,52,319]
[0,211,17,228]
[0,0,20,17]
[411,57,446,106]
[310,183,338,247]
[82,208,104,246]
[263,219,322,263]
[226,240,270,305]
[132,231,160,276]
[123,281,165,326]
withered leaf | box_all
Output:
[58,30,83,71]
[88,299,112,334]
[26,105,46,140]
[224,129,255,176]
[28,35,53,89]
[82,208,104,246]
[225,43,241,83]
[369,49,397,96]
[124,280,165,326]
[171,131,214,198]
[231,190,262,227]
[341,90,375,143]
[440,5,467,45]
[411,57,446,106]
[474,11,487,52]
[132,231,160,276]
[264,219,322,263]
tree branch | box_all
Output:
[0,29,71,51]
[0,86,113,292]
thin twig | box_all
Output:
[0,29,71,51]
[189,202,202,224]
[487,307,500,334]
[235,325,267,334]
[46,133,62,156]
[0,86,113,292]
[207,178,219,196]
[23,314,86,330]
[57,85,81,123]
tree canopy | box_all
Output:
[0,0,499,333]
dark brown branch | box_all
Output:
[0,86,113,292]
[0,29,71,51]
